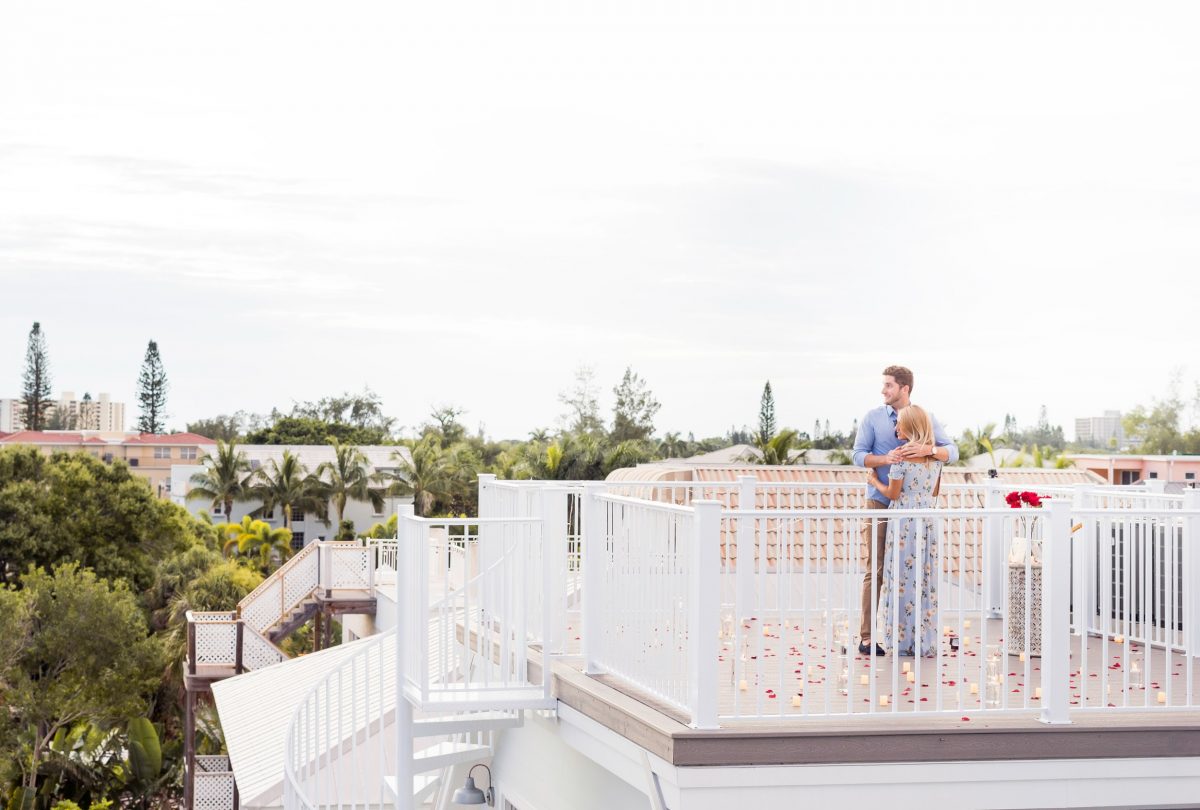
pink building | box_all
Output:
[1068,453,1200,485]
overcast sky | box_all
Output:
[2,2,1198,441]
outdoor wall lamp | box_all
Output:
[452,764,495,806]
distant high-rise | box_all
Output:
[0,392,125,433]
[1075,410,1124,448]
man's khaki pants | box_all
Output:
[859,500,889,643]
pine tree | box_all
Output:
[611,367,661,442]
[20,322,53,431]
[758,381,776,441]
[136,340,169,434]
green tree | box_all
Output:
[0,447,200,590]
[249,450,328,529]
[558,366,604,434]
[758,381,776,442]
[316,441,384,526]
[610,367,661,442]
[187,440,251,520]
[386,437,455,517]
[0,564,162,799]
[1123,397,1184,455]
[185,414,242,442]
[219,517,293,571]
[658,432,686,458]
[425,406,466,447]
[20,322,54,432]
[135,340,169,434]
[751,428,806,465]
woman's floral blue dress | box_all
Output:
[878,460,942,656]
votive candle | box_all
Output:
[739,679,748,691]
[906,671,916,684]
[964,619,972,629]
[970,683,979,695]
[1158,691,1168,704]
[791,695,801,708]
[1019,652,1027,663]
[860,674,870,686]
[879,695,890,707]
[1034,687,1042,699]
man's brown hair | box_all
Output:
[883,365,914,393]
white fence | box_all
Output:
[567,481,1200,726]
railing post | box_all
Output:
[582,483,607,675]
[478,473,496,518]
[235,621,244,674]
[736,475,756,619]
[1071,484,1091,638]
[395,511,415,810]
[984,485,1005,617]
[1039,498,1073,725]
[689,500,721,729]
[1184,489,1200,656]
[541,487,569,657]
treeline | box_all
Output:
[0,446,263,808]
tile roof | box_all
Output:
[0,431,87,444]
[124,432,216,445]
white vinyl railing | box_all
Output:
[284,630,395,810]
[574,482,1200,726]
[237,542,375,635]
[398,514,556,707]
[186,610,285,674]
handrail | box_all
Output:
[238,541,320,617]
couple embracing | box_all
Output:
[852,365,959,658]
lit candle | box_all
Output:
[902,661,911,673]
[906,671,916,684]
[791,694,801,708]
[963,636,973,647]
[970,683,979,695]
[1034,687,1042,699]
[762,625,771,637]
[860,674,870,686]
[964,619,972,629]
[739,679,748,691]
[1158,691,1168,704]
[1019,652,1027,663]
[1114,634,1125,644]
[879,694,890,707]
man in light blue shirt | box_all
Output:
[851,365,958,655]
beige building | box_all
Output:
[0,430,215,498]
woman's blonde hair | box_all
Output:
[897,404,935,453]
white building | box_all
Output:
[186,471,1200,810]
[0,391,125,432]
[1074,410,1124,448]
[172,444,415,546]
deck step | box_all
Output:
[382,772,441,802]
[412,741,491,773]
[413,710,523,737]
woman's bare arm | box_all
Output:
[867,469,903,500]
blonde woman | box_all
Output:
[866,405,942,657]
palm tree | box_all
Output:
[658,432,686,459]
[241,520,295,570]
[317,440,385,527]
[249,450,329,529]
[751,428,807,465]
[958,424,1002,467]
[387,436,456,517]
[188,440,252,519]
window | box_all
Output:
[128,458,139,467]
[291,531,305,551]
[1149,472,1158,479]
[1120,470,1141,485]
[292,509,305,522]
[102,453,113,463]
[154,447,172,459]
[250,459,261,470]
[262,508,275,520]
[181,447,198,460]
[1187,473,1196,481]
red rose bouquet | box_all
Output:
[1005,490,1042,509]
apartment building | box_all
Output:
[1074,410,1125,448]
[0,392,126,432]
[0,430,215,497]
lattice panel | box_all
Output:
[1009,564,1043,657]
[242,628,285,671]
[195,755,230,773]
[194,772,235,810]
[329,547,370,588]
[282,551,318,610]
[193,623,237,665]
[240,579,282,634]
